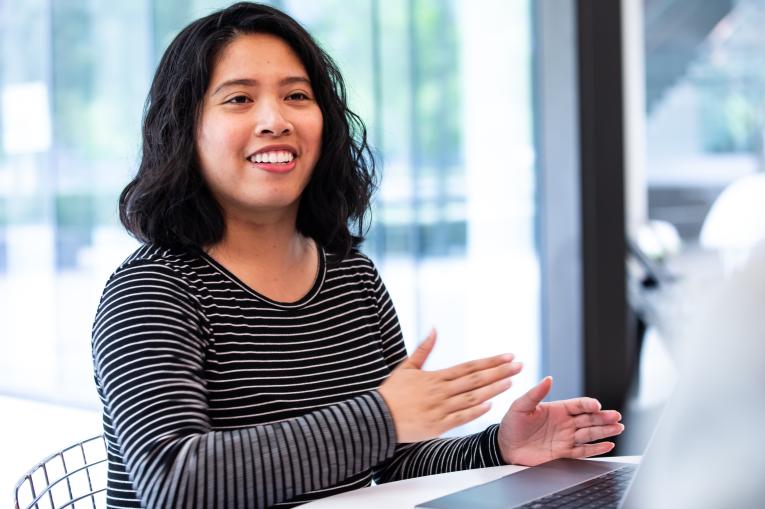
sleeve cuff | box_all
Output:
[485,423,509,466]
[367,390,398,461]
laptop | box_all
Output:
[415,457,640,509]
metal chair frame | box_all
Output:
[14,435,107,509]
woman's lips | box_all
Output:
[249,159,298,173]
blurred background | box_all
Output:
[2,0,765,500]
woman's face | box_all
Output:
[196,33,323,224]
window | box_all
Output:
[644,0,765,261]
[0,0,539,436]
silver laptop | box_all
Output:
[415,457,640,509]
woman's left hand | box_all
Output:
[498,376,624,466]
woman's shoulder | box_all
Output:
[321,248,392,300]
[105,243,205,290]
[325,247,379,275]
[116,243,201,270]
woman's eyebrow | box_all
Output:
[212,76,311,96]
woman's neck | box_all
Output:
[208,210,307,264]
[204,211,319,302]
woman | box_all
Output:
[92,3,624,508]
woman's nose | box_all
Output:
[254,101,292,136]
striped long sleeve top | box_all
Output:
[91,244,505,508]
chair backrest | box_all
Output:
[14,435,107,509]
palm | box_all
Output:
[501,400,583,465]
[497,377,624,466]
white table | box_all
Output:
[301,456,641,508]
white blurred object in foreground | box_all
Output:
[700,173,765,272]
[633,240,765,507]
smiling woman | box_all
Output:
[90,2,622,509]
[97,4,520,507]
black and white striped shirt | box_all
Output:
[91,244,504,508]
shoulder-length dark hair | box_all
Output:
[119,2,376,257]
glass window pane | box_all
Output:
[0,0,539,442]
[644,0,765,266]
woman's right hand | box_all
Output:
[378,329,523,443]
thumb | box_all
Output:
[402,329,437,369]
[511,376,553,413]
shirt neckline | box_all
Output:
[195,243,327,309]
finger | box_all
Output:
[574,423,625,445]
[443,376,514,413]
[511,376,553,413]
[441,402,493,432]
[403,329,437,369]
[562,397,602,415]
[566,441,615,459]
[573,410,622,428]
[437,353,516,381]
[443,361,522,398]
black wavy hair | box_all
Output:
[119,2,376,258]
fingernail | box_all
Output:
[509,361,523,370]
[501,353,514,361]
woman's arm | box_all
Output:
[373,425,505,483]
[92,261,396,508]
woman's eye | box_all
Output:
[225,95,251,104]
[286,92,310,101]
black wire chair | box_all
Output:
[14,435,107,509]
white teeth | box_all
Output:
[251,150,294,164]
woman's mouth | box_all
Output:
[247,150,297,173]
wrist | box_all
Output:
[497,424,514,464]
